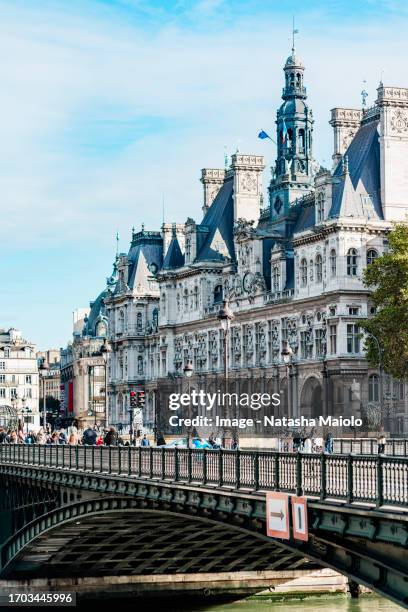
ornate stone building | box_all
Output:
[60,263,116,429]
[106,47,408,436]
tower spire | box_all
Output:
[292,16,299,54]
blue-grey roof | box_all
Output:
[329,120,382,220]
[83,290,108,338]
[127,233,163,287]
[195,178,235,262]
[293,200,315,233]
[162,235,185,270]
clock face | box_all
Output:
[243,272,253,292]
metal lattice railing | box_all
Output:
[0,444,407,508]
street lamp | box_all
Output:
[217,299,234,448]
[281,340,294,418]
[183,360,194,447]
[100,338,111,428]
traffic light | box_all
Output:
[137,390,146,409]
[130,391,137,409]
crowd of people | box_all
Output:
[0,424,135,446]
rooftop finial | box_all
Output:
[141,222,145,233]
[361,80,368,109]
[115,231,120,256]
[171,222,177,238]
[292,16,299,54]
[224,145,229,169]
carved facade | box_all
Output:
[103,48,408,437]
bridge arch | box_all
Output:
[0,496,308,579]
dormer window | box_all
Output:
[316,192,324,223]
[272,265,280,292]
[185,238,191,261]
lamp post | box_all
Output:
[217,299,234,448]
[39,362,47,430]
[183,360,194,448]
[21,397,31,435]
[281,340,294,418]
[366,332,386,430]
[100,338,111,428]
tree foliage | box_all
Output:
[363,223,408,379]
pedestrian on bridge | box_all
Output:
[104,426,118,446]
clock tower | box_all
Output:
[268,46,314,220]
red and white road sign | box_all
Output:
[266,492,290,539]
[291,496,308,541]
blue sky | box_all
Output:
[1,0,408,350]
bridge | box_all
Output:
[1,445,408,607]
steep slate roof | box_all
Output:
[329,119,382,220]
[127,235,163,288]
[162,235,185,270]
[195,177,235,262]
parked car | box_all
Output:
[158,436,214,449]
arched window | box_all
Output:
[316,192,324,223]
[183,289,188,309]
[152,308,159,329]
[298,128,305,152]
[4,347,9,358]
[290,72,295,86]
[368,374,379,403]
[309,259,314,281]
[330,249,337,277]
[161,293,166,316]
[119,310,125,333]
[213,284,223,304]
[272,265,280,292]
[315,254,323,283]
[347,248,358,276]
[367,249,378,266]
[300,259,307,287]
[137,355,143,375]
[296,72,301,86]
[193,286,199,309]
[137,312,143,332]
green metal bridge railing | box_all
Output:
[1,444,407,508]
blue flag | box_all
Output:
[258,130,270,140]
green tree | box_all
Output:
[363,223,408,379]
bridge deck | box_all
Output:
[1,445,407,510]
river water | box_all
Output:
[193,595,401,611]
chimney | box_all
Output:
[200,168,226,215]
[231,154,265,223]
[377,85,408,221]
[329,108,362,169]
